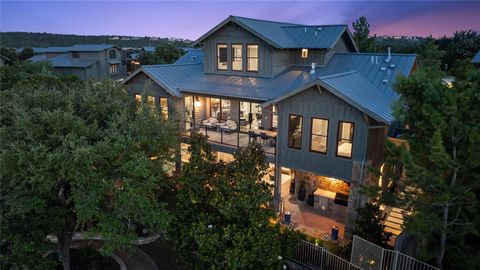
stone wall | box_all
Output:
[294,170,350,196]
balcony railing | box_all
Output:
[182,121,276,156]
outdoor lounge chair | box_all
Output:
[202,117,218,128]
[220,119,237,132]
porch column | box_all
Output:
[344,160,372,239]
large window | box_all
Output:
[210,98,221,118]
[72,51,79,58]
[109,50,117,59]
[231,44,243,71]
[160,98,168,120]
[109,64,118,74]
[336,121,354,158]
[221,99,231,119]
[217,44,228,70]
[210,98,231,120]
[288,114,303,149]
[310,118,328,154]
[240,102,262,130]
[247,44,258,72]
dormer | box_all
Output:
[193,16,358,77]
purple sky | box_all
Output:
[1,1,479,40]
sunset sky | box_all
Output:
[1,1,479,40]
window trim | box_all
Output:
[309,117,329,155]
[335,121,355,159]
[216,43,228,71]
[231,43,243,71]
[246,43,259,72]
[287,114,303,150]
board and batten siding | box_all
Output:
[276,87,368,182]
[200,22,272,77]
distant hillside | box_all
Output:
[0,32,192,49]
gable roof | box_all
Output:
[472,50,480,64]
[174,49,204,65]
[193,15,357,51]
[50,54,97,68]
[69,44,118,52]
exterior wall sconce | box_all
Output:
[194,97,201,107]
[301,49,308,59]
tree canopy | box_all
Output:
[0,68,178,269]
[139,44,185,65]
[352,16,375,52]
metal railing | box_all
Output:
[182,121,276,155]
[351,235,439,270]
[287,240,361,270]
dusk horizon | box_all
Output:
[1,1,479,40]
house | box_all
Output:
[123,15,416,239]
[122,47,141,74]
[28,44,127,80]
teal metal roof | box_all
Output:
[472,50,480,64]
[50,54,97,68]
[174,49,203,65]
[124,52,416,123]
[31,47,71,53]
[193,16,357,50]
[69,44,117,52]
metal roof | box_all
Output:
[472,50,480,64]
[142,47,156,53]
[32,47,71,53]
[50,54,97,68]
[27,54,49,62]
[124,52,416,123]
[69,44,117,52]
[174,49,204,65]
[193,16,356,50]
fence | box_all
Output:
[287,240,361,270]
[351,235,439,270]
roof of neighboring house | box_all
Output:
[472,50,480,64]
[142,47,156,53]
[50,54,97,68]
[123,52,415,123]
[28,54,49,62]
[193,15,357,51]
[69,44,118,52]
[174,49,203,65]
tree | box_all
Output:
[0,61,57,91]
[416,37,445,69]
[171,132,283,269]
[19,47,34,60]
[440,30,480,72]
[382,63,480,269]
[352,16,374,52]
[139,44,185,65]
[354,203,391,247]
[1,74,178,269]
[0,47,18,62]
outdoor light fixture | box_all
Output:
[301,48,308,59]
[194,97,201,107]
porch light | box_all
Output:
[301,49,308,59]
[194,97,201,107]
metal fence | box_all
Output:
[287,240,361,270]
[351,236,439,270]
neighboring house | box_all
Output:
[0,55,11,66]
[472,50,480,65]
[122,47,141,75]
[123,15,416,239]
[28,44,127,80]
[142,46,156,53]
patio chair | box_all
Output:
[259,132,269,144]
[220,119,237,132]
[202,117,218,129]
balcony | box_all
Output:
[182,121,276,156]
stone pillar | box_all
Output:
[344,160,372,240]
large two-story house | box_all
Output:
[123,16,416,239]
[28,44,127,80]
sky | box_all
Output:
[1,0,479,40]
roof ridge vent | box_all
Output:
[310,62,316,74]
[385,47,392,63]
[304,27,307,33]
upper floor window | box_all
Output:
[210,98,231,120]
[231,44,243,71]
[109,64,118,74]
[301,49,308,59]
[247,44,258,72]
[288,114,303,149]
[109,50,117,59]
[336,121,354,158]
[310,117,328,154]
[160,98,168,120]
[217,44,228,70]
[72,51,79,58]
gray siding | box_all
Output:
[276,87,368,182]
[201,22,272,77]
[333,33,355,53]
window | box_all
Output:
[109,50,117,59]
[288,114,303,149]
[134,93,141,103]
[310,118,328,154]
[217,44,228,70]
[210,98,231,120]
[147,96,155,108]
[72,51,79,58]
[247,44,258,72]
[336,121,354,158]
[301,49,308,59]
[160,98,168,120]
[109,64,118,74]
[231,44,243,71]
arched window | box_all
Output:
[109,50,117,59]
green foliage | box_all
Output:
[19,47,34,60]
[383,63,480,269]
[439,30,480,72]
[352,16,375,52]
[354,203,391,247]
[0,47,18,62]
[139,44,185,65]
[0,61,57,91]
[416,37,446,69]
[171,132,283,269]
[0,73,178,269]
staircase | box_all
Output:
[384,207,404,236]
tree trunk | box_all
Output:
[58,231,73,270]
[436,203,449,269]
